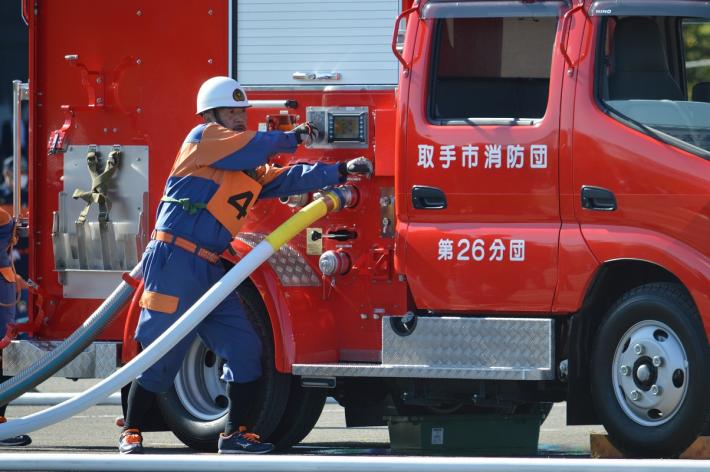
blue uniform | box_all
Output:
[0,210,17,339]
[135,123,342,392]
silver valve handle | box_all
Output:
[292,72,316,80]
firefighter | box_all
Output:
[0,207,31,447]
[119,76,372,454]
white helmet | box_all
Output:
[196,76,250,114]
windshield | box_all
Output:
[599,17,710,158]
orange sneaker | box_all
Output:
[118,428,143,454]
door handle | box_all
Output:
[12,81,29,234]
[581,186,617,211]
[292,71,342,81]
[412,186,447,210]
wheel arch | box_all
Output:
[226,238,296,373]
[566,259,702,425]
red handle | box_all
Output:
[560,3,585,67]
[391,5,419,70]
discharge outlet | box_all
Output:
[319,250,351,276]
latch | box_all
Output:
[47,105,75,155]
[380,188,395,238]
[292,71,342,81]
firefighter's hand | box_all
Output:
[291,122,320,146]
[338,157,373,180]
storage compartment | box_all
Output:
[234,0,399,85]
[53,144,149,298]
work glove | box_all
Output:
[338,156,373,180]
[291,121,320,146]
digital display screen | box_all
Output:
[332,115,360,140]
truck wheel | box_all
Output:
[157,282,290,452]
[590,283,710,457]
[156,337,228,451]
[268,377,327,450]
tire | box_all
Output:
[268,377,327,451]
[590,283,710,457]
[157,281,291,452]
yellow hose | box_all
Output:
[265,191,341,250]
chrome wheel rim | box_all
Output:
[612,320,689,426]
[174,337,228,421]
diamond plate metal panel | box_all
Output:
[237,233,320,286]
[3,341,118,378]
[383,317,553,370]
[293,316,555,381]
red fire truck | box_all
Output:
[6,0,709,458]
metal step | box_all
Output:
[295,316,555,381]
[293,362,553,380]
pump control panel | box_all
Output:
[305,107,368,149]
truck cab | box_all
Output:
[390,0,710,457]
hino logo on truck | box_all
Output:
[595,9,612,14]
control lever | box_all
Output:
[16,220,29,238]
[310,229,358,242]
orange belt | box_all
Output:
[151,230,221,264]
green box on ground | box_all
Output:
[387,413,543,456]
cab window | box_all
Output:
[685,20,710,103]
[428,17,557,124]
[598,16,710,159]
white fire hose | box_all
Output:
[0,187,354,439]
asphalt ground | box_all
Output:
[2,378,602,457]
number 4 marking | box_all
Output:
[227,191,254,220]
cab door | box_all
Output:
[399,2,567,312]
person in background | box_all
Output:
[0,157,27,206]
[0,207,31,447]
[0,156,28,318]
